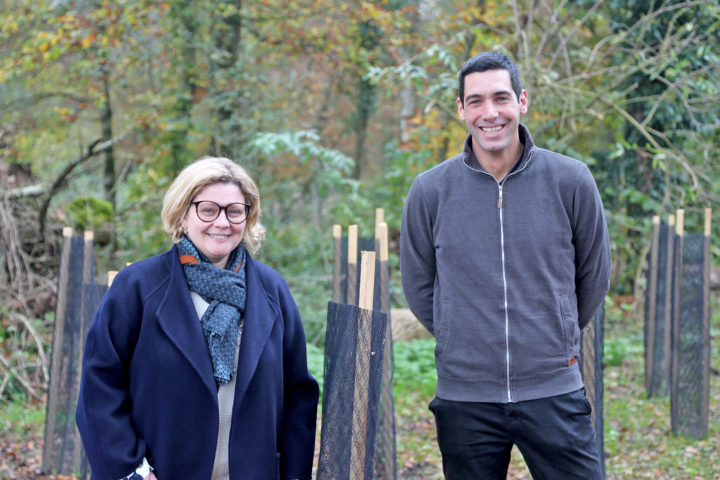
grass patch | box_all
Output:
[0,398,45,440]
[603,296,720,479]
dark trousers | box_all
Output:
[429,388,603,479]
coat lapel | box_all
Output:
[155,245,217,395]
[232,256,277,404]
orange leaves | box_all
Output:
[80,32,96,49]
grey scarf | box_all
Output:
[177,236,247,385]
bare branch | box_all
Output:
[38,130,131,235]
[0,92,90,115]
[0,354,42,401]
[14,312,49,383]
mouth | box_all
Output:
[208,234,230,240]
[479,125,504,133]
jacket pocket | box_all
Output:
[435,298,503,381]
[511,308,571,378]
[558,294,579,359]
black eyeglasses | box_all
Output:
[191,201,250,224]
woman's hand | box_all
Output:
[145,473,158,480]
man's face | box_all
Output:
[457,69,528,158]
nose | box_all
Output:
[480,101,498,119]
[213,208,231,226]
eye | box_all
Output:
[227,205,244,217]
[198,203,218,215]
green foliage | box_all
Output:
[0,396,45,439]
[245,130,360,207]
[604,335,643,367]
[306,342,325,399]
[67,196,113,231]
[392,338,437,399]
[244,129,372,343]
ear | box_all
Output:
[519,90,528,114]
[457,97,466,120]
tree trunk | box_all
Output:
[168,1,200,174]
[101,66,117,250]
[211,0,243,157]
[101,70,115,214]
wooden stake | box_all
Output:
[333,224,342,303]
[676,209,684,236]
[358,251,376,310]
[351,251,376,480]
[347,225,358,306]
[43,227,73,473]
[645,216,660,395]
[374,219,396,478]
[375,222,389,314]
[705,208,712,237]
[83,231,94,283]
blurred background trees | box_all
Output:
[1,0,718,390]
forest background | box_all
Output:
[1,0,719,478]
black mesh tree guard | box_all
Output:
[670,232,711,439]
[373,232,396,480]
[43,231,95,477]
[644,220,674,397]
[317,302,388,480]
[579,307,605,477]
[332,230,397,479]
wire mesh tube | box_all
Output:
[317,302,388,480]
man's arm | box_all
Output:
[573,166,612,329]
[400,177,437,334]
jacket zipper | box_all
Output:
[497,152,534,403]
[464,148,535,404]
[498,183,512,402]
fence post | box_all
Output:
[347,225,358,306]
[645,215,660,396]
[374,215,397,479]
[42,228,94,477]
[670,208,712,439]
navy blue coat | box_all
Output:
[76,245,319,480]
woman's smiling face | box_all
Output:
[181,182,246,268]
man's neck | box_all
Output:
[473,141,523,183]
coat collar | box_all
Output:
[462,122,536,176]
[232,255,277,403]
[155,245,277,399]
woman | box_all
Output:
[76,157,319,480]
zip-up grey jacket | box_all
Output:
[400,124,611,403]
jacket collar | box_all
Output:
[462,122,536,176]
[232,254,277,403]
[155,244,277,398]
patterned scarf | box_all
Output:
[177,235,247,386]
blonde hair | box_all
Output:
[161,157,266,254]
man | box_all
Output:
[400,51,611,479]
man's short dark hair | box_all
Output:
[458,52,523,105]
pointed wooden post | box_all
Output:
[43,227,94,478]
[351,251,376,480]
[645,216,660,395]
[347,225,358,306]
[333,224,342,303]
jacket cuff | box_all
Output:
[121,457,152,480]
